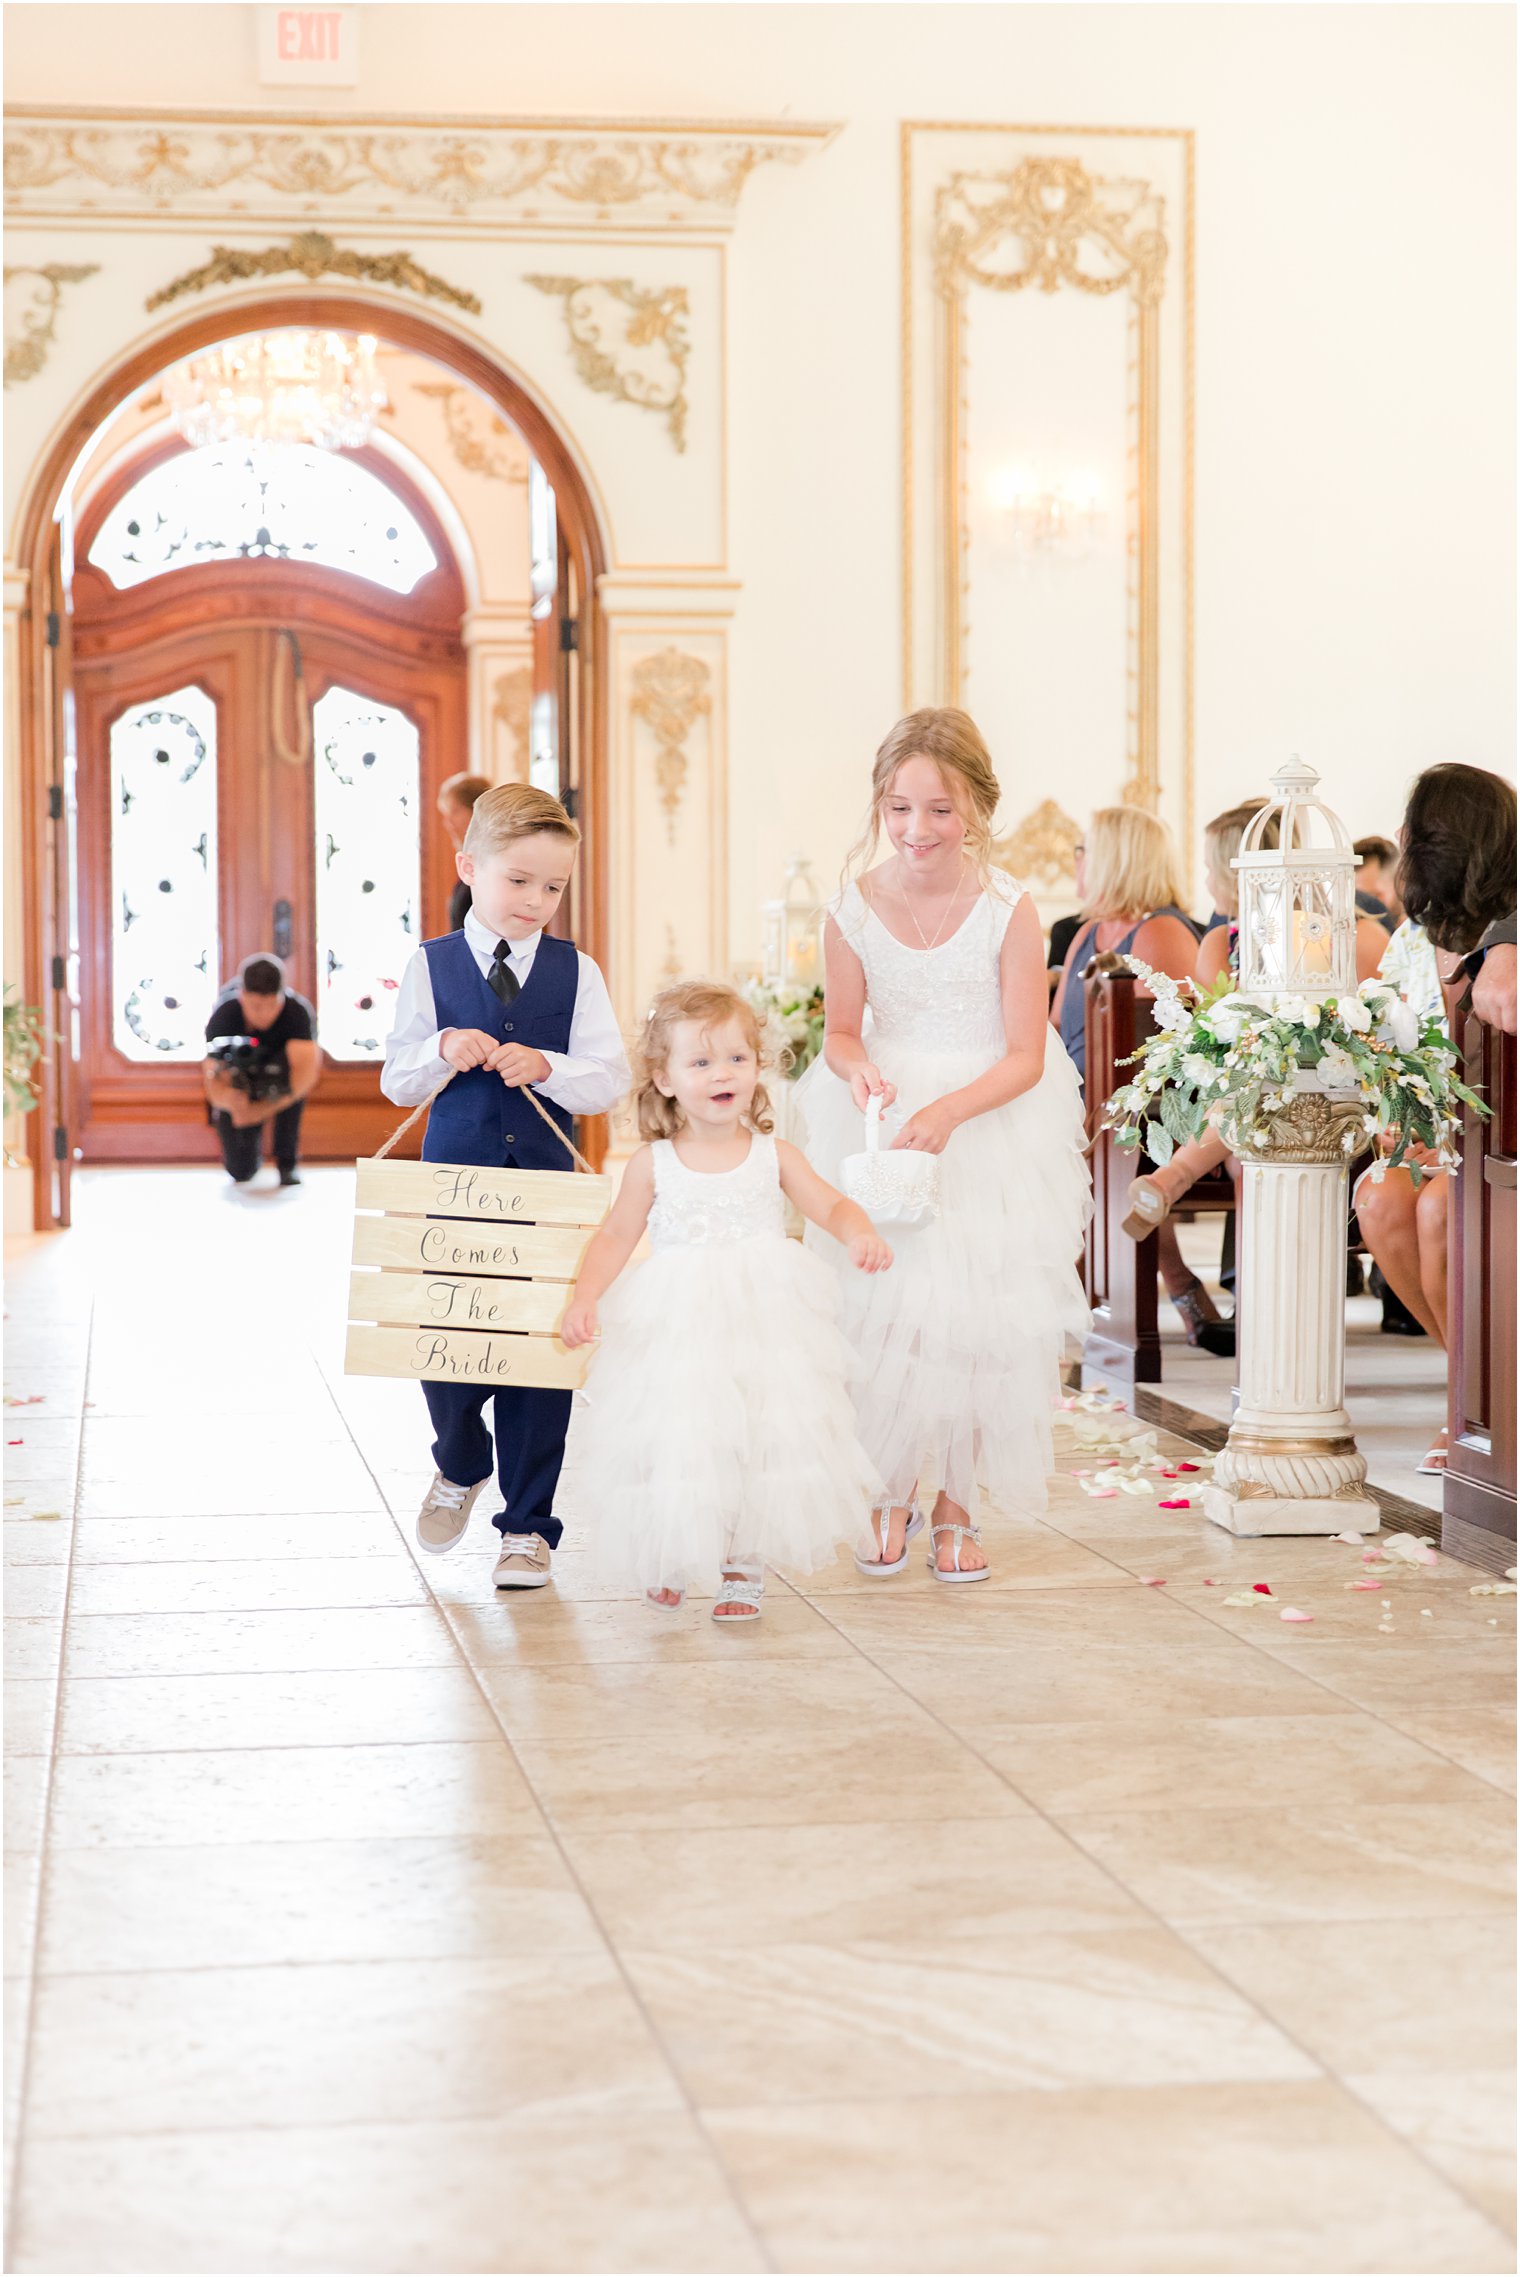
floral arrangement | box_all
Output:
[1104,961,1485,1181]
[3,991,43,1122]
[742,977,826,1079]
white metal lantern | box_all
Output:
[1233,757,1357,1005]
[761,852,823,991]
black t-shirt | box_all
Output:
[205,990,316,1065]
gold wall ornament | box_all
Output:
[413,381,528,482]
[491,665,533,779]
[527,275,690,452]
[4,110,837,235]
[629,648,711,842]
[3,260,98,386]
[144,231,482,315]
[992,798,1082,892]
[662,923,683,980]
[933,155,1168,807]
[1227,1089,1369,1167]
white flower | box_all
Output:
[1318,1044,1360,1090]
[1207,997,1249,1044]
[1277,996,1312,1027]
[1336,995,1372,1034]
[1379,998,1420,1053]
[1151,993,1194,1034]
[1181,1053,1216,1086]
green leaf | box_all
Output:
[1145,1121,1174,1166]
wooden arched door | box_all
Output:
[71,438,467,1162]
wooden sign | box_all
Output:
[345,1157,611,1391]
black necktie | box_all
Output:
[488,941,520,1006]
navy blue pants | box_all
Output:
[422,1383,570,1546]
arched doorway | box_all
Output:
[14,295,609,1226]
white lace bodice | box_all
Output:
[648,1131,786,1250]
[832,872,1025,1054]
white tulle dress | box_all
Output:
[795,870,1091,1522]
[560,1130,882,1596]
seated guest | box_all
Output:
[1048,909,1085,980]
[437,772,494,930]
[1353,834,1402,931]
[203,954,320,1189]
[1050,807,1226,1347]
[1470,914,1517,1035]
[1354,763,1516,1472]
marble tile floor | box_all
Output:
[2,1166,1514,2274]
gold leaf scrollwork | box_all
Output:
[527,275,689,452]
[4,116,828,230]
[413,382,528,483]
[630,649,711,843]
[144,231,481,315]
[3,261,98,386]
[992,799,1082,892]
[491,666,533,781]
[1228,1090,1369,1167]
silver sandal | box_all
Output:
[711,1567,764,1623]
[853,1500,926,1577]
[928,1521,992,1584]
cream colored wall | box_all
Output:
[5,1,1514,988]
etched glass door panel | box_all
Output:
[109,684,220,1060]
[312,684,421,1060]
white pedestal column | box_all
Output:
[1203,1084,1381,1537]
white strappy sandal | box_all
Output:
[929,1521,992,1583]
[712,1567,765,1623]
[853,1501,926,1577]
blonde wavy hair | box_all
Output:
[1081,805,1187,921]
[464,780,580,857]
[634,980,775,1140]
[1201,797,1280,911]
[844,707,1001,881]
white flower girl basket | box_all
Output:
[841,1092,940,1229]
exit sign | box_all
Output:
[258,6,360,84]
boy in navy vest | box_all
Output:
[382,784,630,1588]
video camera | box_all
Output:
[207,1035,288,1103]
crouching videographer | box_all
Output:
[204,954,321,1188]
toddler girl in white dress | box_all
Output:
[559,980,890,1618]
[797,707,1091,1581]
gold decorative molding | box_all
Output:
[3,261,98,385]
[901,122,1195,875]
[629,647,711,842]
[4,108,838,236]
[413,380,529,482]
[144,230,481,315]
[1228,1090,1369,1167]
[491,665,533,780]
[934,156,1167,807]
[662,923,683,980]
[527,276,690,452]
[993,798,1081,892]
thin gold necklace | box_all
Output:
[897,857,967,952]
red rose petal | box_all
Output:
[1252,1582,1274,1595]
[1158,1497,1191,1509]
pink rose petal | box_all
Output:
[1279,1606,1313,1622]
[1349,1578,1385,1591]
[1137,1576,1168,1587]
[1158,1497,1191,1510]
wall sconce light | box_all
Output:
[989,465,1104,556]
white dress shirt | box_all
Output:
[381,908,630,1115]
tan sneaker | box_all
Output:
[416,1473,488,1555]
[492,1532,553,1589]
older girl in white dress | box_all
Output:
[796,708,1091,1581]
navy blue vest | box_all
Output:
[421,930,579,1172]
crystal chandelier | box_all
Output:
[164,330,388,453]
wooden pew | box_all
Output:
[1444,1003,1517,1562]
[1081,967,1236,1385]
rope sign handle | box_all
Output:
[372,1067,599,1175]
